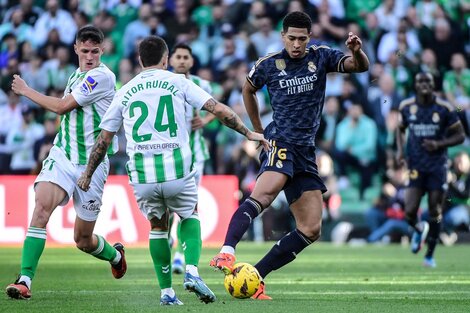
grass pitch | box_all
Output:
[1,243,469,313]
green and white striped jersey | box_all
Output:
[187,75,212,164]
[100,68,212,183]
[54,63,118,164]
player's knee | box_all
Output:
[298,222,321,242]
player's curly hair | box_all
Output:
[282,11,312,33]
[76,25,104,44]
[139,36,168,67]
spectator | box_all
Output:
[0,90,23,174]
[365,166,411,243]
[421,17,464,72]
[34,0,77,47]
[122,4,166,59]
[0,9,35,47]
[2,0,43,26]
[0,106,45,174]
[249,16,281,58]
[335,103,378,199]
[41,45,75,92]
[443,152,470,233]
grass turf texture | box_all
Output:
[1,243,469,312]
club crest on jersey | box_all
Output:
[409,105,418,121]
[308,61,317,73]
[432,112,440,123]
[276,160,283,168]
[80,76,98,95]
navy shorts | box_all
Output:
[259,140,327,204]
[407,167,448,191]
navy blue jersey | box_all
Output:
[399,96,460,172]
[247,45,348,146]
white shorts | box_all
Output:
[193,160,204,186]
[35,146,109,222]
[132,170,198,220]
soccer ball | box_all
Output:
[224,262,261,299]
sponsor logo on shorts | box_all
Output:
[82,199,100,214]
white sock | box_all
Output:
[185,264,199,277]
[19,275,32,289]
[111,249,122,265]
[161,288,175,298]
[220,245,235,255]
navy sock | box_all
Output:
[425,220,440,258]
[255,229,313,278]
[223,197,262,248]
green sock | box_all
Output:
[20,227,47,279]
[149,231,172,289]
[180,216,201,266]
[89,235,117,262]
[176,221,184,254]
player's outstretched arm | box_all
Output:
[202,98,270,151]
[343,32,369,73]
[77,130,116,191]
[242,80,264,134]
[11,74,79,115]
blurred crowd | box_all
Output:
[0,0,470,242]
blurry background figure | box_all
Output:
[0,89,23,174]
[365,166,411,243]
[334,103,378,200]
[422,152,470,245]
[443,53,470,136]
[0,105,44,174]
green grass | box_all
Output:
[1,243,470,312]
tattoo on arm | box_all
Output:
[203,99,249,136]
[85,132,111,178]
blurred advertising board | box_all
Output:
[0,175,238,246]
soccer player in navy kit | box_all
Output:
[397,72,465,268]
[210,11,369,299]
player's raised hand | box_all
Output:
[246,131,271,152]
[345,32,362,52]
[11,74,29,96]
[77,173,91,192]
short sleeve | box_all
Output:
[246,61,267,89]
[71,69,113,107]
[398,106,408,129]
[446,107,460,128]
[324,48,349,73]
[99,91,124,132]
[182,78,213,110]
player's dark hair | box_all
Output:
[76,25,104,44]
[139,36,168,67]
[282,11,312,33]
[171,42,192,56]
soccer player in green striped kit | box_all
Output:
[6,26,127,300]
[77,36,269,305]
[169,42,216,274]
